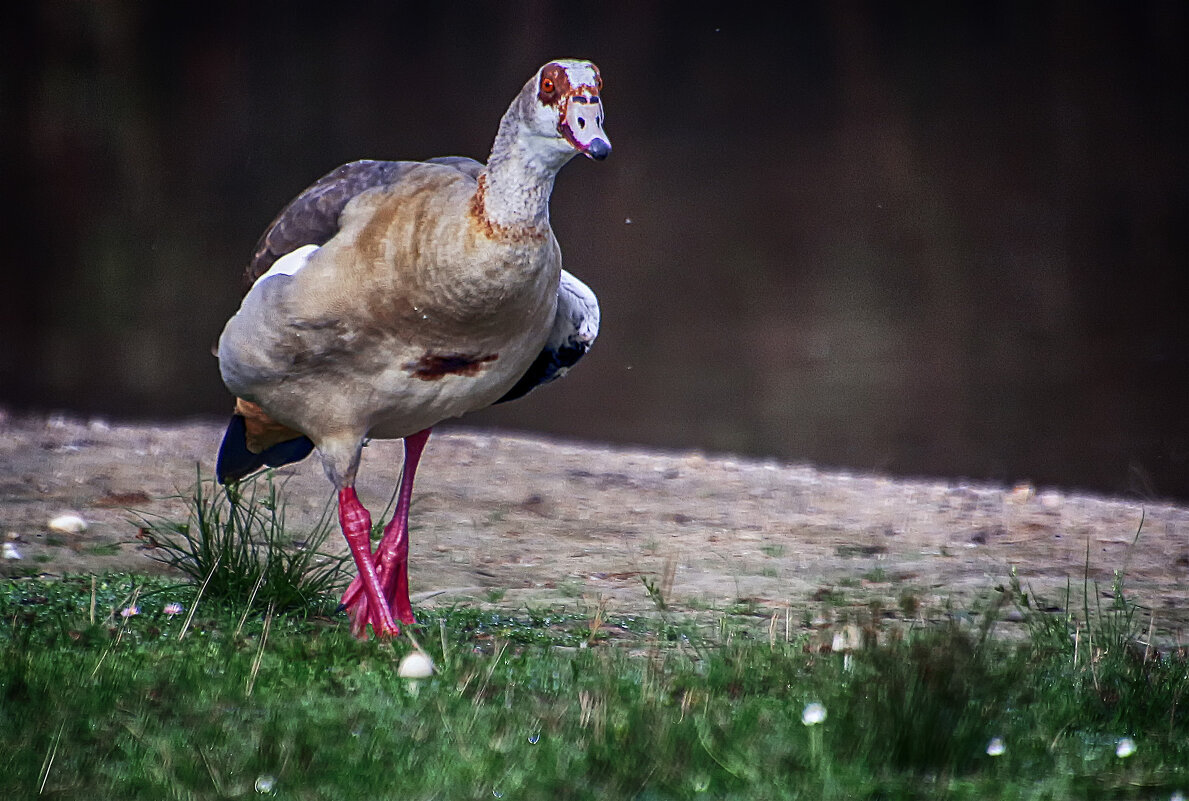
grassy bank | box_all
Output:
[2,476,1185,799]
[2,571,1186,800]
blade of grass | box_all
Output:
[235,569,267,639]
[180,553,221,641]
[37,720,65,795]
[245,601,274,697]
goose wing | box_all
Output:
[496,270,600,404]
[245,159,423,286]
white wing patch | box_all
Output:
[253,244,319,287]
[557,271,600,346]
[491,269,599,405]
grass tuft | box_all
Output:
[136,469,350,615]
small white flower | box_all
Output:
[986,737,1006,757]
[398,651,434,679]
[2,542,21,560]
[801,702,827,726]
[1116,737,1136,758]
[48,514,88,534]
[163,602,184,616]
[121,606,140,618]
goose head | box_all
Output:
[502,59,611,171]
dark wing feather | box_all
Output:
[245,160,420,287]
[215,414,315,484]
[495,340,590,404]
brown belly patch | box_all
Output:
[404,351,499,380]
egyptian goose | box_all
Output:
[214,59,608,638]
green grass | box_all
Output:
[2,484,1186,799]
[84,543,122,557]
[1,572,1186,800]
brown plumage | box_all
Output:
[215,59,609,637]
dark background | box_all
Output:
[2,1,1186,501]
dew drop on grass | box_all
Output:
[528,733,540,744]
[255,774,276,794]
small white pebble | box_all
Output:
[1039,491,1062,509]
[1116,737,1136,758]
[801,702,827,726]
[2,543,22,560]
[986,736,1006,756]
[398,651,434,679]
[49,514,88,534]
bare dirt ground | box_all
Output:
[3,408,1188,642]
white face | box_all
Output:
[528,60,611,162]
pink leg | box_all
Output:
[341,429,432,627]
[375,428,430,623]
[337,487,400,638]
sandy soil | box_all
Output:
[2,408,1187,641]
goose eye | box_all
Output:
[541,78,555,94]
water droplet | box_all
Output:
[528,733,540,744]
[254,774,276,794]
[492,789,503,798]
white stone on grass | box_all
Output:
[398,651,435,679]
[801,702,827,726]
[49,514,88,534]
